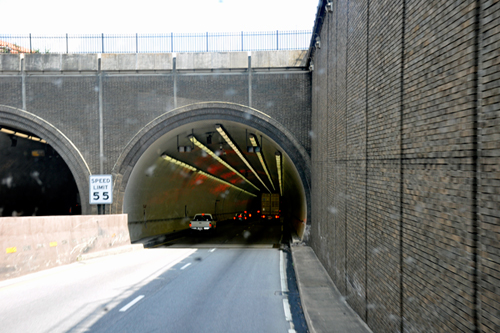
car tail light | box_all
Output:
[209,223,212,227]
[257,210,260,214]
[275,215,279,219]
[189,223,192,227]
[233,217,236,220]
[244,217,247,220]
[249,214,252,217]
[244,211,247,214]
[261,215,265,219]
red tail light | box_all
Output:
[257,210,260,213]
[261,215,265,219]
[249,214,252,217]
[244,211,247,214]
[209,223,212,227]
[189,223,192,227]
[233,217,236,220]
[244,217,247,220]
[275,215,279,219]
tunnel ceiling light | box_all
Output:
[161,153,257,197]
[188,134,261,192]
[275,151,283,196]
[197,170,257,197]
[249,134,275,191]
[161,153,197,172]
[215,124,271,193]
[0,127,46,144]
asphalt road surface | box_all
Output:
[0,219,306,333]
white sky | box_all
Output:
[0,0,319,34]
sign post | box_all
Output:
[89,175,113,214]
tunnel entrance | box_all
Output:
[123,118,307,243]
[0,126,81,216]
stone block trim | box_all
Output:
[0,54,21,71]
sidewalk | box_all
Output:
[290,242,372,333]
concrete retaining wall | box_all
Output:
[0,50,307,72]
[0,214,131,281]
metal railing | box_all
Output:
[0,30,312,54]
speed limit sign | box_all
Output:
[89,175,113,204]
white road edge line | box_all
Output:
[280,250,288,293]
[280,250,296,333]
[181,263,191,270]
[283,298,293,321]
[209,248,216,252]
[119,295,144,312]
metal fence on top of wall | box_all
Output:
[0,31,312,54]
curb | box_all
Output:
[289,243,373,333]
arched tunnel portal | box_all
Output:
[0,105,90,216]
[112,103,311,242]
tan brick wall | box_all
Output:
[310,0,499,332]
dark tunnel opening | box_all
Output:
[0,126,81,217]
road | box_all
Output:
[0,219,306,333]
[154,218,285,248]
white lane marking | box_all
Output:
[119,295,144,312]
[181,263,191,270]
[283,298,293,321]
[209,248,216,252]
[280,250,288,293]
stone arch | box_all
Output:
[111,102,311,225]
[0,105,92,214]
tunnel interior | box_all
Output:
[123,119,307,241]
[0,126,81,216]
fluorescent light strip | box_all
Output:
[215,125,271,193]
[249,135,275,191]
[188,135,260,191]
[276,152,283,196]
[0,128,46,144]
[161,154,257,197]
[161,154,197,172]
[197,170,257,197]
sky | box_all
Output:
[0,0,319,34]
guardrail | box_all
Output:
[0,30,312,54]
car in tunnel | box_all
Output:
[189,213,217,232]
[233,211,251,222]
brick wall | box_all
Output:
[478,0,500,332]
[310,0,500,332]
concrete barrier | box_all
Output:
[0,214,132,281]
